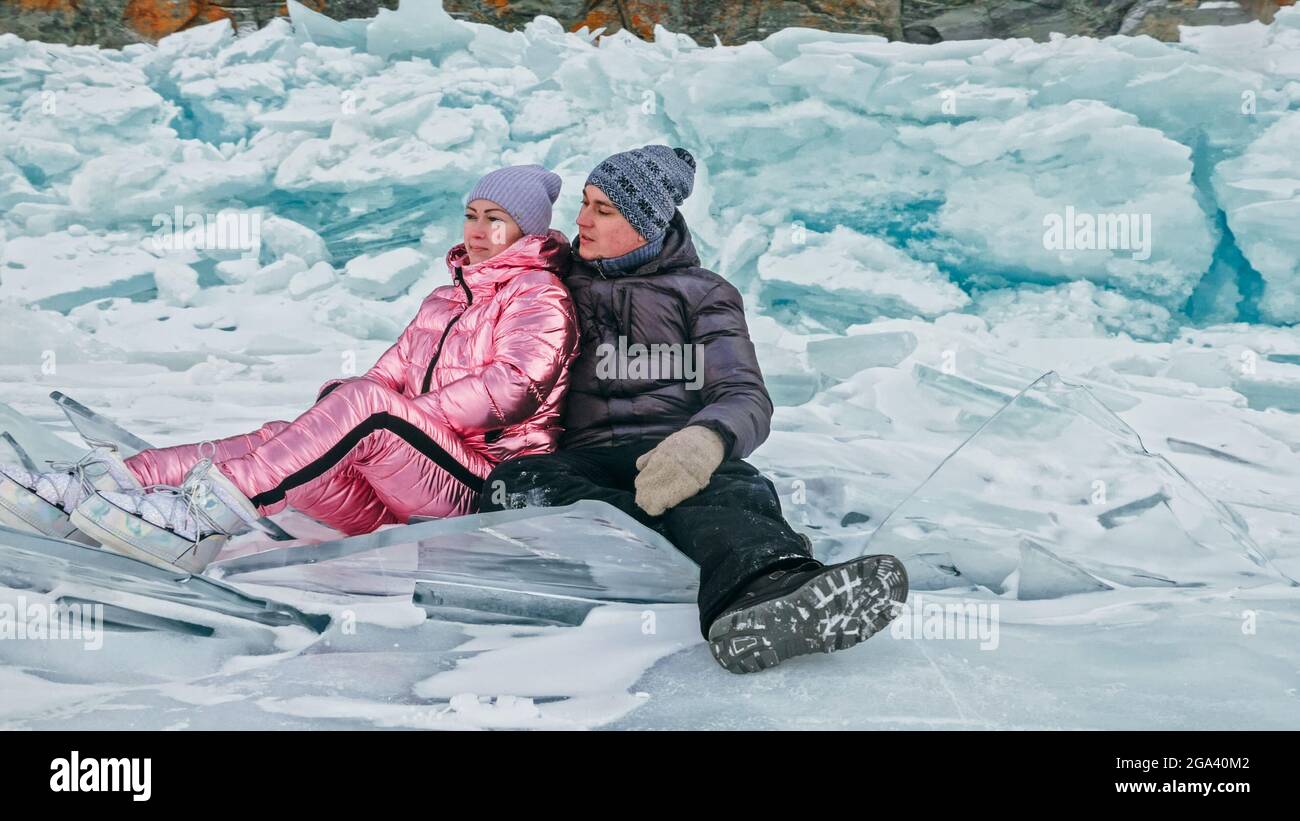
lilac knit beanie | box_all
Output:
[464,164,562,236]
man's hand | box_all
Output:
[634,426,725,516]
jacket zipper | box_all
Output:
[421,265,472,395]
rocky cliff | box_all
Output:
[0,0,1294,48]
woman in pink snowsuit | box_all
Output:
[124,165,579,536]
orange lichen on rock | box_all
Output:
[122,0,239,40]
[569,1,669,40]
[626,12,655,39]
[625,0,670,39]
[123,0,200,39]
[572,8,617,34]
[13,0,77,13]
[196,2,233,25]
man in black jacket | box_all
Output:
[479,145,907,673]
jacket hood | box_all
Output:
[445,229,572,289]
[569,209,701,279]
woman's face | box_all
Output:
[576,184,646,261]
[463,199,524,265]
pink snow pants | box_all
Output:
[124,379,490,535]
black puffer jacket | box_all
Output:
[559,210,773,460]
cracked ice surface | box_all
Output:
[1,0,1300,728]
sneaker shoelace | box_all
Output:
[42,446,127,510]
[131,457,228,549]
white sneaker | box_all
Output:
[0,447,142,542]
[69,458,263,574]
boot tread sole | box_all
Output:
[707,554,909,675]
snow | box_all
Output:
[364,0,472,63]
[153,260,201,306]
[342,247,427,299]
[247,254,307,295]
[757,225,970,329]
[1212,111,1300,323]
[260,216,331,267]
[289,261,338,300]
[1,1,1299,729]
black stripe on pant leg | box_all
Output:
[249,412,484,508]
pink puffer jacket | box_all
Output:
[318,229,580,466]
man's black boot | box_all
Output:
[706,554,909,674]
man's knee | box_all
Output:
[484,454,557,487]
[479,454,567,511]
[678,460,784,517]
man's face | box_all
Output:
[576,184,647,261]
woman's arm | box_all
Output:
[417,275,577,435]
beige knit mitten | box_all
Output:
[633,425,726,517]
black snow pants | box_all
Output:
[478,441,816,639]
